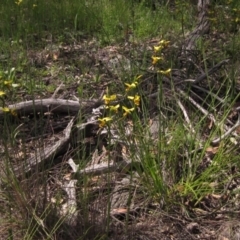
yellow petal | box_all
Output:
[0,91,5,96]
[106,104,120,113]
[151,56,163,65]
[98,117,112,127]
[127,96,134,100]
[4,80,12,86]
[159,40,170,47]
[125,82,138,91]
[103,94,116,105]
[158,68,172,76]
[134,95,140,106]
[1,107,10,112]
[154,46,163,52]
[109,95,116,100]
[122,106,135,116]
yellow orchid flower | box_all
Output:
[103,94,116,105]
[0,107,17,116]
[106,104,120,113]
[158,68,172,76]
[122,106,135,117]
[125,82,138,91]
[127,95,140,106]
[98,117,112,128]
[15,0,23,5]
[158,40,170,47]
[152,56,163,65]
[1,107,10,112]
[0,91,6,97]
[153,45,163,52]
[4,80,13,87]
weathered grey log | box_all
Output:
[0,96,104,179]
[0,98,103,119]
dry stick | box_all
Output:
[178,88,239,145]
[191,85,226,104]
[192,59,230,85]
[175,59,230,87]
[191,85,237,129]
[176,98,195,133]
[68,158,78,172]
[211,114,240,145]
[14,119,74,178]
[71,158,140,178]
[51,82,64,99]
[188,89,217,113]
[178,88,215,121]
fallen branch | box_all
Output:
[176,98,195,133]
[69,158,140,178]
[14,119,74,178]
[193,59,230,85]
[211,113,240,145]
[0,98,103,119]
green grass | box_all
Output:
[1,0,240,239]
[0,0,189,46]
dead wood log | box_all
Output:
[0,98,103,119]
[10,97,103,178]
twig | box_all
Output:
[72,158,140,178]
[176,98,195,133]
[193,59,229,85]
[211,113,240,145]
[191,85,226,104]
[51,82,64,99]
[178,88,215,121]
[68,158,78,172]
[179,88,240,145]
[14,119,74,178]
